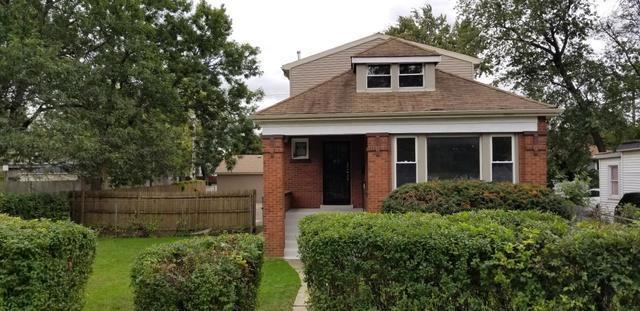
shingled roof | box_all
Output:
[355,38,440,57]
[254,70,557,119]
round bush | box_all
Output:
[131,234,264,311]
[0,214,96,310]
[382,180,573,218]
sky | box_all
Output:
[207,0,617,110]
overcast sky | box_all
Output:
[207,0,616,110]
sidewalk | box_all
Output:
[287,259,308,311]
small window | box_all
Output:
[399,63,424,88]
[491,136,514,182]
[367,65,391,88]
[610,165,619,196]
[395,137,416,187]
[427,137,480,180]
[291,138,309,160]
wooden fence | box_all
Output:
[70,190,256,235]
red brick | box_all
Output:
[519,117,548,185]
[365,133,391,212]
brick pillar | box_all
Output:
[262,135,285,257]
[519,117,548,185]
[366,133,391,213]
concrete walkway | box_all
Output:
[284,205,363,259]
[287,259,308,311]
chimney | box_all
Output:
[296,50,301,60]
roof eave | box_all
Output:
[252,109,563,122]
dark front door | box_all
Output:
[323,142,351,205]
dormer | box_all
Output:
[352,38,440,92]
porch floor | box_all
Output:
[284,205,363,259]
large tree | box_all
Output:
[0,0,261,186]
[385,4,491,75]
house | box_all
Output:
[252,33,561,257]
[215,155,264,203]
[594,141,640,216]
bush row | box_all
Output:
[0,192,70,220]
[131,234,264,311]
[0,214,96,310]
[298,211,640,310]
[382,180,573,218]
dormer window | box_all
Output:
[367,65,391,88]
[399,64,424,88]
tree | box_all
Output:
[0,0,261,187]
[385,4,491,75]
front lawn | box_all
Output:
[84,237,300,311]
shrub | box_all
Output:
[0,192,70,220]
[131,234,264,311]
[299,210,640,310]
[381,180,573,218]
[0,214,96,311]
[553,177,591,207]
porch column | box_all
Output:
[366,133,391,212]
[262,135,286,257]
[518,117,548,185]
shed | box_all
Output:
[594,141,640,216]
[216,155,264,203]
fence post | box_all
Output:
[114,202,118,237]
[250,190,256,233]
[194,193,199,232]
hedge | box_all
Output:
[298,210,640,310]
[382,180,573,218]
[0,214,96,311]
[0,192,70,220]
[131,234,264,311]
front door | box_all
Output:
[323,142,351,205]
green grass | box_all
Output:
[83,237,300,311]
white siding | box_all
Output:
[436,55,475,79]
[622,150,640,194]
[599,157,621,216]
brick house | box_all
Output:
[253,34,560,257]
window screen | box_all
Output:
[396,137,416,187]
[427,137,480,180]
[399,63,424,88]
[367,65,391,88]
[491,136,513,182]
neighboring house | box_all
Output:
[252,33,560,256]
[216,155,264,203]
[594,141,640,216]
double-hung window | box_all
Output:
[395,137,417,187]
[427,137,480,180]
[610,165,619,196]
[399,63,424,87]
[491,136,514,182]
[367,65,391,88]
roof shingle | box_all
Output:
[355,38,440,57]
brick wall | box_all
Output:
[262,136,285,257]
[365,133,391,212]
[518,117,548,185]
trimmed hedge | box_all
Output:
[131,234,264,311]
[299,211,640,310]
[382,180,573,218]
[0,192,70,220]
[0,214,96,310]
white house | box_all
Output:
[594,141,640,216]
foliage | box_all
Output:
[618,203,640,224]
[0,214,96,311]
[299,211,640,310]
[0,191,70,220]
[0,0,262,187]
[385,4,490,75]
[131,234,264,311]
[553,177,591,207]
[381,180,572,218]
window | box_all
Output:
[427,137,480,180]
[395,137,417,187]
[399,63,424,87]
[491,136,514,182]
[610,165,619,196]
[367,65,391,88]
[291,138,309,160]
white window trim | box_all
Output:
[609,165,620,197]
[425,135,482,181]
[291,138,309,160]
[366,64,392,89]
[490,135,515,182]
[394,136,418,188]
[399,63,424,88]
